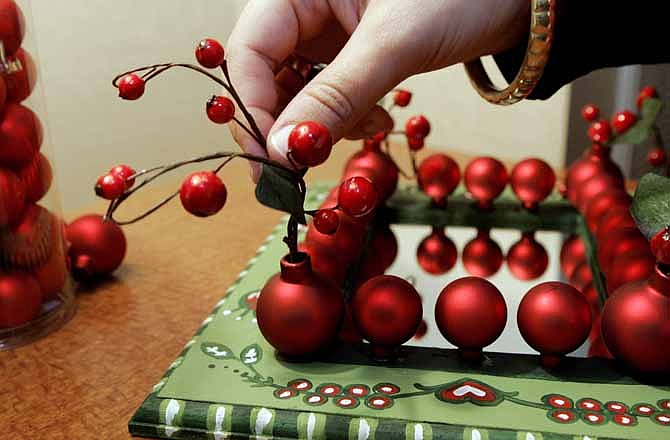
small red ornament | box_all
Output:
[358,224,398,280]
[569,261,593,292]
[596,208,637,244]
[462,229,504,277]
[597,226,648,271]
[19,152,52,203]
[66,214,127,279]
[605,250,655,293]
[583,190,631,234]
[338,176,378,218]
[651,226,670,264]
[5,48,36,102]
[581,104,599,122]
[313,209,339,235]
[517,282,592,368]
[206,95,235,124]
[417,153,461,206]
[0,273,42,328]
[117,73,145,100]
[298,241,346,285]
[647,147,667,167]
[306,210,364,265]
[416,226,457,275]
[0,0,25,56]
[256,253,344,357]
[435,277,507,357]
[393,89,412,107]
[574,172,624,213]
[0,167,25,227]
[288,121,333,167]
[179,171,227,217]
[506,231,549,281]
[510,158,555,210]
[565,145,623,205]
[601,265,670,374]
[587,120,611,144]
[0,103,43,168]
[464,157,508,209]
[611,110,637,134]
[95,173,126,200]
[195,38,225,68]
[109,164,136,189]
[636,86,658,109]
[343,144,398,201]
[352,275,422,359]
[560,235,586,279]
[405,115,430,139]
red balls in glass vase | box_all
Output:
[256,252,345,358]
[352,275,422,360]
[435,277,507,360]
[510,158,555,211]
[462,229,504,277]
[0,168,25,227]
[507,231,549,281]
[0,0,26,56]
[0,273,42,328]
[416,226,457,275]
[0,103,43,168]
[560,235,586,279]
[517,282,592,368]
[417,153,460,207]
[179,171,227,217]
[66,214,126,280]
[464,157,508,210]
[5,48,37,103]
[19,152,52,203]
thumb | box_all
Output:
[267,18,412,165]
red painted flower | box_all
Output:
[606,401,629,414]
[373,383,400,395]
[653,413,670,426]
[366,394,394,410]
[303,393,327,406]
[658,399,670,411]
[316,383,342,396]
[582,412,606,425]
[543,394,574,409]
[335,396,360,409]
[345,384,370,398]
[632,403,656,417]
[288,379,313,392]
[613,414,638,426]
[577,398,603,412]
[273,388,297,399]
[549,409,577,424]
[437,379,500,405]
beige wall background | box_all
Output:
[25,0,570,212]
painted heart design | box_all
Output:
[438,380,499,405]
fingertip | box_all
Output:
[268,124,296,164]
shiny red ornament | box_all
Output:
[95,173,125,200]
[636,86,658,109]
[611,110,637,134]
[405,115,430,139]
[647,147,667,167]
[179,171,227,217]
[417,153,460,207]
[117,73,145,100]
[584,190,631,234]
[462,229,504,277]
[506,232,549,281]
[343,144,398,201]
[256,253,344,357]
[206,95,235,124]
[435,277,507,355]
[601,265,670,374]
[416,226,457,275]
[0,0,25,56]
[0,273,41,328]
[596,208,637,244]
[0,167,25,227]
[313,209,339,235]
[66,214,127,279]
[19,152,52,203]
[298,241,346,285]
[338,176,378,218]
[565,145,623,205]
[5,48,36,102]
[569,261,593,292]
[597,226,648,271]
[288,121,332,167]
[517,282,592,368]
[651,226,670,264]
[352,275,422,359]
[195,38,225,68]
[510,158,555,210]
[393,89,412,107]
[560,235,586,279]
[464,157,508,209]
[109,164,136,189]
[305,210,364,265]
[35,218,68,300]
[581,104,599,122]
[605,250,655,293]
[575,173,624,213]
[587,120,611,144]
[0,103,43,168]
[358,224,398,280]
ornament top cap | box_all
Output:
[280,252,313,284]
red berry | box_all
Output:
[637,86,658,109]
[338,176,378,218]
[288,121,333,167]
[647,147,667,167]
[405,115,430,139]
[393,89,412,107]
[611,110,637,134]
[581,104,600,122]
[195,38,225,68]
[206,96,235,124]
[587,120,611,144]
[407,136,424,151]
[651,226,670,265]
[179,171,227,217]
[117,74,145,100]
[109,164,136,189]
[313,209,339,235]
[371,131,387,143]
[95,173,125,200]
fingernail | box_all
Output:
[250,162,261,183]
[268,124,295,161]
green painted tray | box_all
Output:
[129,185,670,440]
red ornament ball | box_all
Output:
[179,171,227,217]
[584,190,631,234]
[647,147,667,167]
[195,38,225,68]
[416,227,457,275]
[597,226,648,271]
[0,167,25,227]
[109,164,136,189]
[651,226,670,264]
[602,266,670,374]
[288,121,333,167]
[560,235,586,279]
[0,273,42,328]
[117,73,145,100]
[338,176,378,218]
[35,217,69,301]
[435,277,507,351]
[405,115,430,139]
[19,152,52,203]
[581,104,600,122]
[95,173,125,200]
[611,110,637,134]
[313,209,339,235]
[393,89,412,107]
[5,48,36,103]
[565,145,623,205]
[256,253,344,357]
[606,250,655,293]
[0,103,43,168]
[510,158,555,210]
[417,153,461,206]
[464,157,508,209]
[575,172,624,213]
[569,261,593,292]
[358,224,398,280]
[462,229,504,277]
[0,0,25,56]
[305,210,364,265]
[66,214,127,279]
[352,275,422,357]
[637,86,658,109]
[343,145,398,201]
[517,282,592,363]
[507,232,549,281]
[0,204,53,269]
[587,120,611,144]
[298,241,346,286]
[206,95,235,124]
[596,208,637,244]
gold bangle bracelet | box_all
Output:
[464,0,555,105]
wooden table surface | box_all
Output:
[0,142,484,439]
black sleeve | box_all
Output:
[494,1,670,100]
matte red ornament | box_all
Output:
[0,103,43,168]
[0,167,25,227]
[305,210,364,265]
[338,176,378,218]
[0,0,25,56]
[596,208,637,244]
[581,104,599,122]
[417,153,460,207]
[5,48,37,102]
[637,86,658,109]
[462,229,504,277]
[507,231,549,281]
[565,145,623,205]
[35,217,68,300]
[651,226,670,264]
[601,265,670,374]
[179,171,227,217]
[611,110,637,134]
[256,253,344,357]
[464,157,508,209]
[517,282,592,368]
[569,261,593,292]
[393,89,412,107]
[574,173,624,213]
[0,273,41,328]
[587,120,611,144]
[0,204,53,269]
[597,226,648,271]
[19,152,52,203]
[510,158,555,210]
[66,214,127,279]
[584,190,631,234]
[117,73,145,100]
[352,275,422,359]
[416,226,457,275]
[647,147,667,167]
[206,95,235,124]
[288,121,333,167]
[605,250,655,293]
[405,115,430,139]
[298,241,346,286]
[560,235,586,279]
[343,144,398,201]
[435,277,507,357]
[358,224,398,280]
[195,38,225,68]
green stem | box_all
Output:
[504,395,548,411]
[392,390,433,399]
